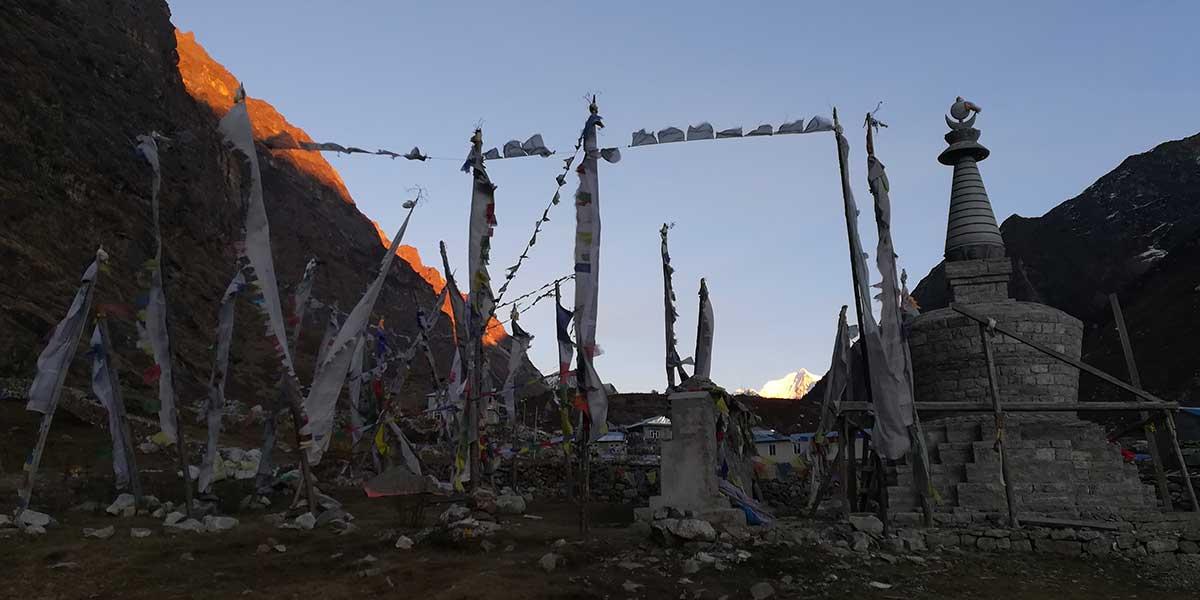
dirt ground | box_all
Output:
[2,401,1196,600]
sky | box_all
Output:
[169,1,1200,395]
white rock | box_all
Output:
[163,512,186,526]
[151,507,166,519]
[131,528,153,538]
[665,519,717,542]
[83,525,116,539]
[849,514,884,536]
[18,510,53,528]
[24,525,47,536]
[539,552,561,573]
[294,512,316,530]
[868,581,893,590]
[495,495,527,515]
[203,515,239,532]
[395,535,414,550]
[138,442,160,454]
[750,581,775,600]
[622,580,643,592]
[166,518,204,533]
[439,504,470,524]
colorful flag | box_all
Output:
[573,101,609,439]
[302,202,417,464]
[218,85,295,378]
[133,133,180,443]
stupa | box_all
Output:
[890,99,1157,523]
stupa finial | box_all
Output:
[939,97,1004,261]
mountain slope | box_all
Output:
[913,133,1200,409]
[0,1,526,417]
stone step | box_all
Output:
[936,442,975,465]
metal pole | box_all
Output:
[1108,293,1172,510]
[979,323,1019,527]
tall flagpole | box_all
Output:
[866,111,932,526]
[832,108,874,514]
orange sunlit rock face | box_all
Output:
[175,31,352,203]
[176,30,506,346]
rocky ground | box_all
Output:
[4,400,1199,600]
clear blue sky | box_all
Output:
[170,1,1199,394]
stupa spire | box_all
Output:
[939,97,1005,261]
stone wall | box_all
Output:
[499,458,661,504]
[909,301,1083,406]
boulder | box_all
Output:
[166,518,204,533]
[395,535,414,550]
[750,581,775,600]
[471,488,498,514]
[203,515,239,532]
[294,513,316,530]
[83,525,116,539]
[131,528,153,538]
[848,514,884,537]
[539,552,561,573]
[664,519,717,542]
[163,512,186,526]
[17,510,53,528]
[439,504,471,524]
[496,495,527,515]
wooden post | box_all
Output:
[283,379,319,515]
[1108,293,1173,510]
[978,323,1019,527]
[660,224,678,392]
[17,280,97,524]
[97,316,143,508]
[842,418,855,515]
[469,336,482,494]
[833,109,886,523]
[1163,412,1200,511]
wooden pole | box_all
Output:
[97,315,143,508]
[979,323,1019,527]
[842,418,856,515]
[285,379,320,515]
[17,279,97,524]
[952,305,1168,404]
[1108,293,1172,510]
[865,116,933,527]
[833,109,880,522]
[660,224,678,392]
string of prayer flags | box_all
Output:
[219,85,297,379]
[493,134,584,304]
[629,115,833,148]
[198,271,244,493]
[302,201,417,464]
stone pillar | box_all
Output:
[640,391,745,527]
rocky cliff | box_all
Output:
[0,1,528,418]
